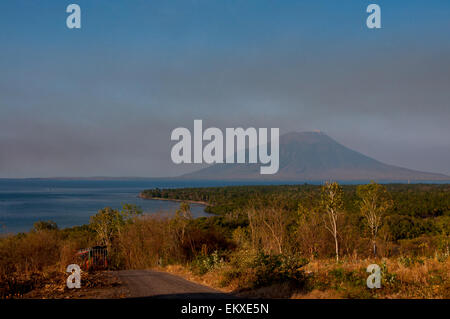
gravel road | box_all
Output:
[115,270,234,299]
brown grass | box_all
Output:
[0,229,93,298]
[157,256,449,299]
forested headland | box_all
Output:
[141,183,450,247]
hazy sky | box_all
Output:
[1,0,449,178]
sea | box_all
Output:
[0,179,241,234]
[1,178,447,234]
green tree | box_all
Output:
[89,204,142,248]
[171,202,193,246]
[176,202,193,220]
[357,182,393,256]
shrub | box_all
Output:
[252,252,308,288]
[191,250,224,275]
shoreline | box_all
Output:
[138,193,210,206]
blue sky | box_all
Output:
[1,0,450,177]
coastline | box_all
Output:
[138,193,210,206]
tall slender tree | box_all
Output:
[320,182,344,262]
[357,182,393,256]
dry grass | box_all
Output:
[160,264,232,293]
[0,228,94,298]
[292,289,343,299]
[21,271,128,299]
[303,257,450,299]
[157,256,450,299]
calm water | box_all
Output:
[0,179,228,234]
[0,178,301,233]
[1,178,444,234]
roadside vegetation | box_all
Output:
[1,183,449,298]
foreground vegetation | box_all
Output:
[1,183,449,298]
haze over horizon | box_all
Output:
[1,1,450,178]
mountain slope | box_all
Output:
[181,132,449,181]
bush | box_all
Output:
[191,250,224,275]
[252,252,308,288]
[398,255,424,267]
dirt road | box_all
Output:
[115,270,234,299]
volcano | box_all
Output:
[181,131,449,182]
